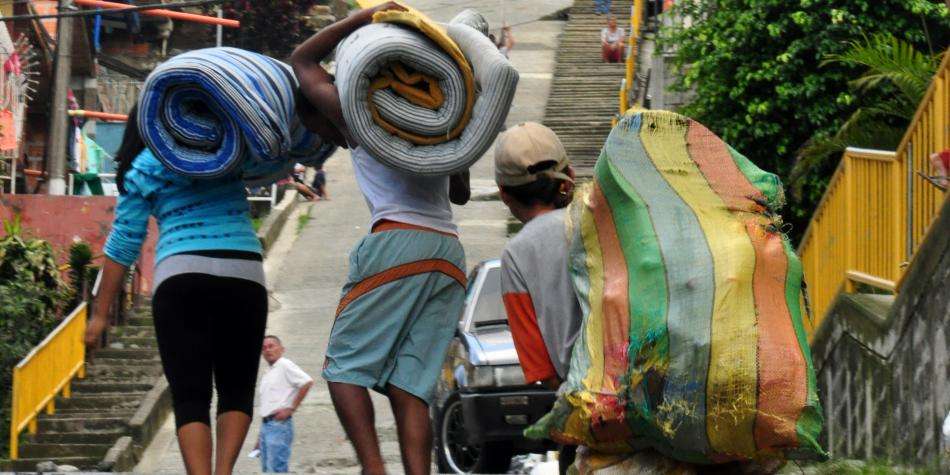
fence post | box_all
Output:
[906,145,914,260]
[845,154,856,292]
[9,368,18,460]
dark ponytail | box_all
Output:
[114,104,145,195]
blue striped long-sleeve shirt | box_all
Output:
[104,149,262,267]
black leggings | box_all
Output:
[152,273,268,429]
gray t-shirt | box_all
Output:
[500,208,582,382]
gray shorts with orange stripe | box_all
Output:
[322,228,466,404]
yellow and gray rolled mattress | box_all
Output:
[334,9,519,176]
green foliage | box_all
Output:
[68,241,94,308]
[662,0,950,241]
[0,218,72,454]
[206,0,324,58]
[793,34,943,192]
[297,212,312,234]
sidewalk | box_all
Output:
[134,2,566,472]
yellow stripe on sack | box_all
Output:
[638,115,759,459]
[370,8,476,145]
[579,194,606,393]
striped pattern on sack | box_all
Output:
[138,47,334,180]
[527,111,825,463]
[334,11,519,176]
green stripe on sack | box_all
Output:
[727,145,785,210]
[596,156,668,422]
[782,239,826,458]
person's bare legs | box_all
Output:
[177,422,213,475]
[328,381,386,475]
[387,384,431,475]
[213,411,252,475]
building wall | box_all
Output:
[0,194,158,293]
[811,198,950,468]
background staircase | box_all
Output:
[543,0,634,176]
[6,306,168,472]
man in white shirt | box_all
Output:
[256,335,314,473]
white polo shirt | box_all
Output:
[259,357,313,418]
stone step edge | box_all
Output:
[100,376,172,471]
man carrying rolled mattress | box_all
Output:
[290,3,471,475]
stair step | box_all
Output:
[19,443,112,459]
[92,348,159,360]
[73,381,155,393]
[39,416,129,433]
[3,456,102,472]
[57,392,144,408]
[55,408,138,419]
[90,357,161,367]
[127,316,154,326]
[110,326,156,338]
[85,364,162,379]
[28,429,128,445]
[113,336,158,347]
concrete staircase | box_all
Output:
[543,0,634,176]
[6,306,171,472]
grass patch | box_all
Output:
[252,217,263,232]
[297,212,311,234]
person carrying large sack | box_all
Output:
[496,114,827,473]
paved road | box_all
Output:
[135,2,567,472]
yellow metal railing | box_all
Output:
[799,50,949,334]
[620,0,645,115]
[9,303,87,460]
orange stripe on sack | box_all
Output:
[590,183,631,393]
[748,223,807,451]
[686,121,766,214]
[336,259,466,317]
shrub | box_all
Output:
[0,217,73,454]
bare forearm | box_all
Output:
[291,382,313,410]
[93,258,129,322]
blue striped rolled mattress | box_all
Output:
[334,20,519,176]
[137,47,334,181]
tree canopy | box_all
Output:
[663,0,949,241]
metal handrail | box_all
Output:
[9,303,87,460]
[620,0,645,115]
[798,49,949,336]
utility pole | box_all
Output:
[47,0,74,195]
[216,7,223,46]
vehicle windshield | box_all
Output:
[473,266,507,327]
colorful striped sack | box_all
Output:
[526,111,825,463]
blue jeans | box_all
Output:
[595,0,612,14]
[260,418,293,473]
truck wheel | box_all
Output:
[434,393,513,473]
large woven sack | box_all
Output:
[527,111,825,463]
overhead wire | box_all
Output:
[0,0,232,22]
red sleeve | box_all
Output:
[503,292,558,384]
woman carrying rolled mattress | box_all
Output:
[84,105,266,475]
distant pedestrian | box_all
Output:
[311,164,329,200]
[594,0,612,15]
[255,335,314,473]
[601,16,625,63]
[494,23,515,58]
